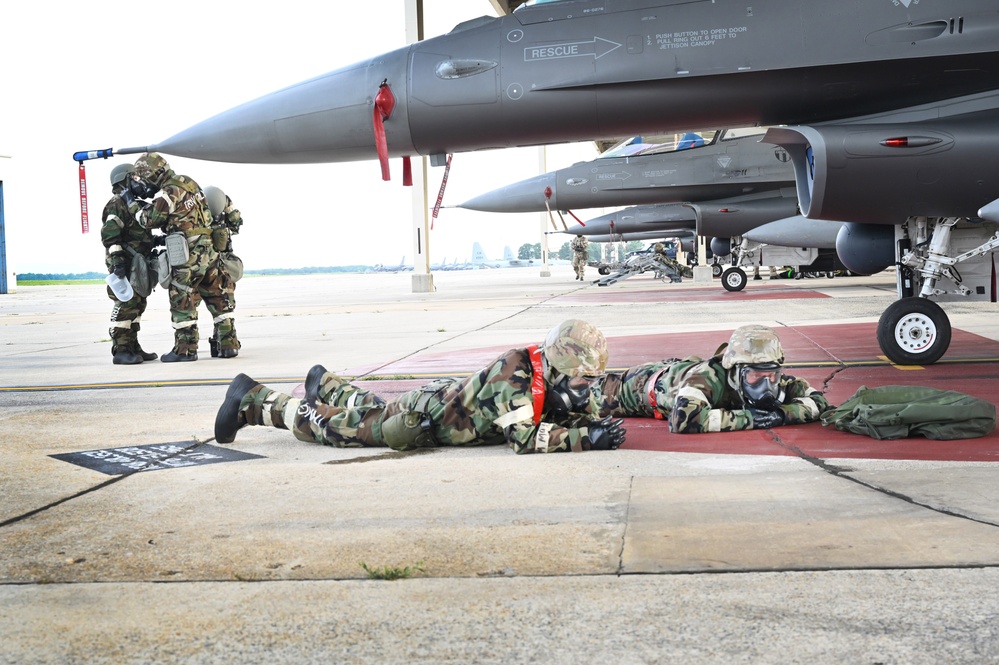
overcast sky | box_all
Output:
[0,1,601,273]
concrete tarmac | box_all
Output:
[2,265,999,664]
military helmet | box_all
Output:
[204,185,227,218]
[109,163,134,186]
[720,324,785,369]
[133,152,171,189]
[542,319,609,378]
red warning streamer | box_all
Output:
[431,154,453,229]
[78,163,90,233]
[373,81,396,182]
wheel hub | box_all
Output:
[895,314,936,353]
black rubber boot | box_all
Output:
[112,349,144,365]
[215,373,261,444]
[305,364,329,405]
[219,347,239,358]
[136,346,158,362]
[161,350,198,363]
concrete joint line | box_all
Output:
[769,432,999,529]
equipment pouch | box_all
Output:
[222,252,244,282]
[129,250,153,298]
[164,233,190,267]
[378,410,438,450]
[211,227,231,251]
[155,251,171,289]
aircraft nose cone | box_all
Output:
[577,217,614,234]
[458,173,557,213]
[145,48,414,164]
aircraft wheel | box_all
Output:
[721,267,747,292]
[598,266,610,275]
[877,297,951,365]
[711,264,723,277]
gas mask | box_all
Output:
[740,362,783,408]
[544,373,597,417]
[128,175,157,199]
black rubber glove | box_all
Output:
[750,407,785,429]
[585,416,627,450]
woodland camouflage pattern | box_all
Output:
[208,193,244,353]
[242,348,607,453]
[571,235,589,279]
[652,241,693,278]
[589,353,831,433]
[101,195,155,355]
[132,155,235,355]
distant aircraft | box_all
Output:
[503,246,534,267]
[471,242,533,268]
[107,0,999,363]
[371,256,413,273]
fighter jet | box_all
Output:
[458,128,795,213]
[108,0,999,364]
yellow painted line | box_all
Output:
[877,355,925,370]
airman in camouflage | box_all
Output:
[587,325,832,433]
[101,164,158,365]
[120,153,233,362]
[653,241,693,279]
[203,186,244,358]
[214,319,627,454]
[570,235,589,280]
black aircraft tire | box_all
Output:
[712,264,723,277]
[877,298,952,365]
[721,267,747,292]
[598,266,610,275]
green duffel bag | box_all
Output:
[821,385,996,440]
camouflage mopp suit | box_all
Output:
[203,186,244,357]
[215,320,627,454]
[587,325,833,433]
[571,235,589,280]
[101,165,157,364]
[124,153,238,361]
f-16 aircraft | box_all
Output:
[106,0,999,364]
[458,128,794,213]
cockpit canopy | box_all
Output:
[597,127,770,159]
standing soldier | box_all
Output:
[101,164,158,365]
[570,234,589,281]
[203,186,243,358]
[214,319,627,454]
[586,325,832,433]
[119,152,232,362]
